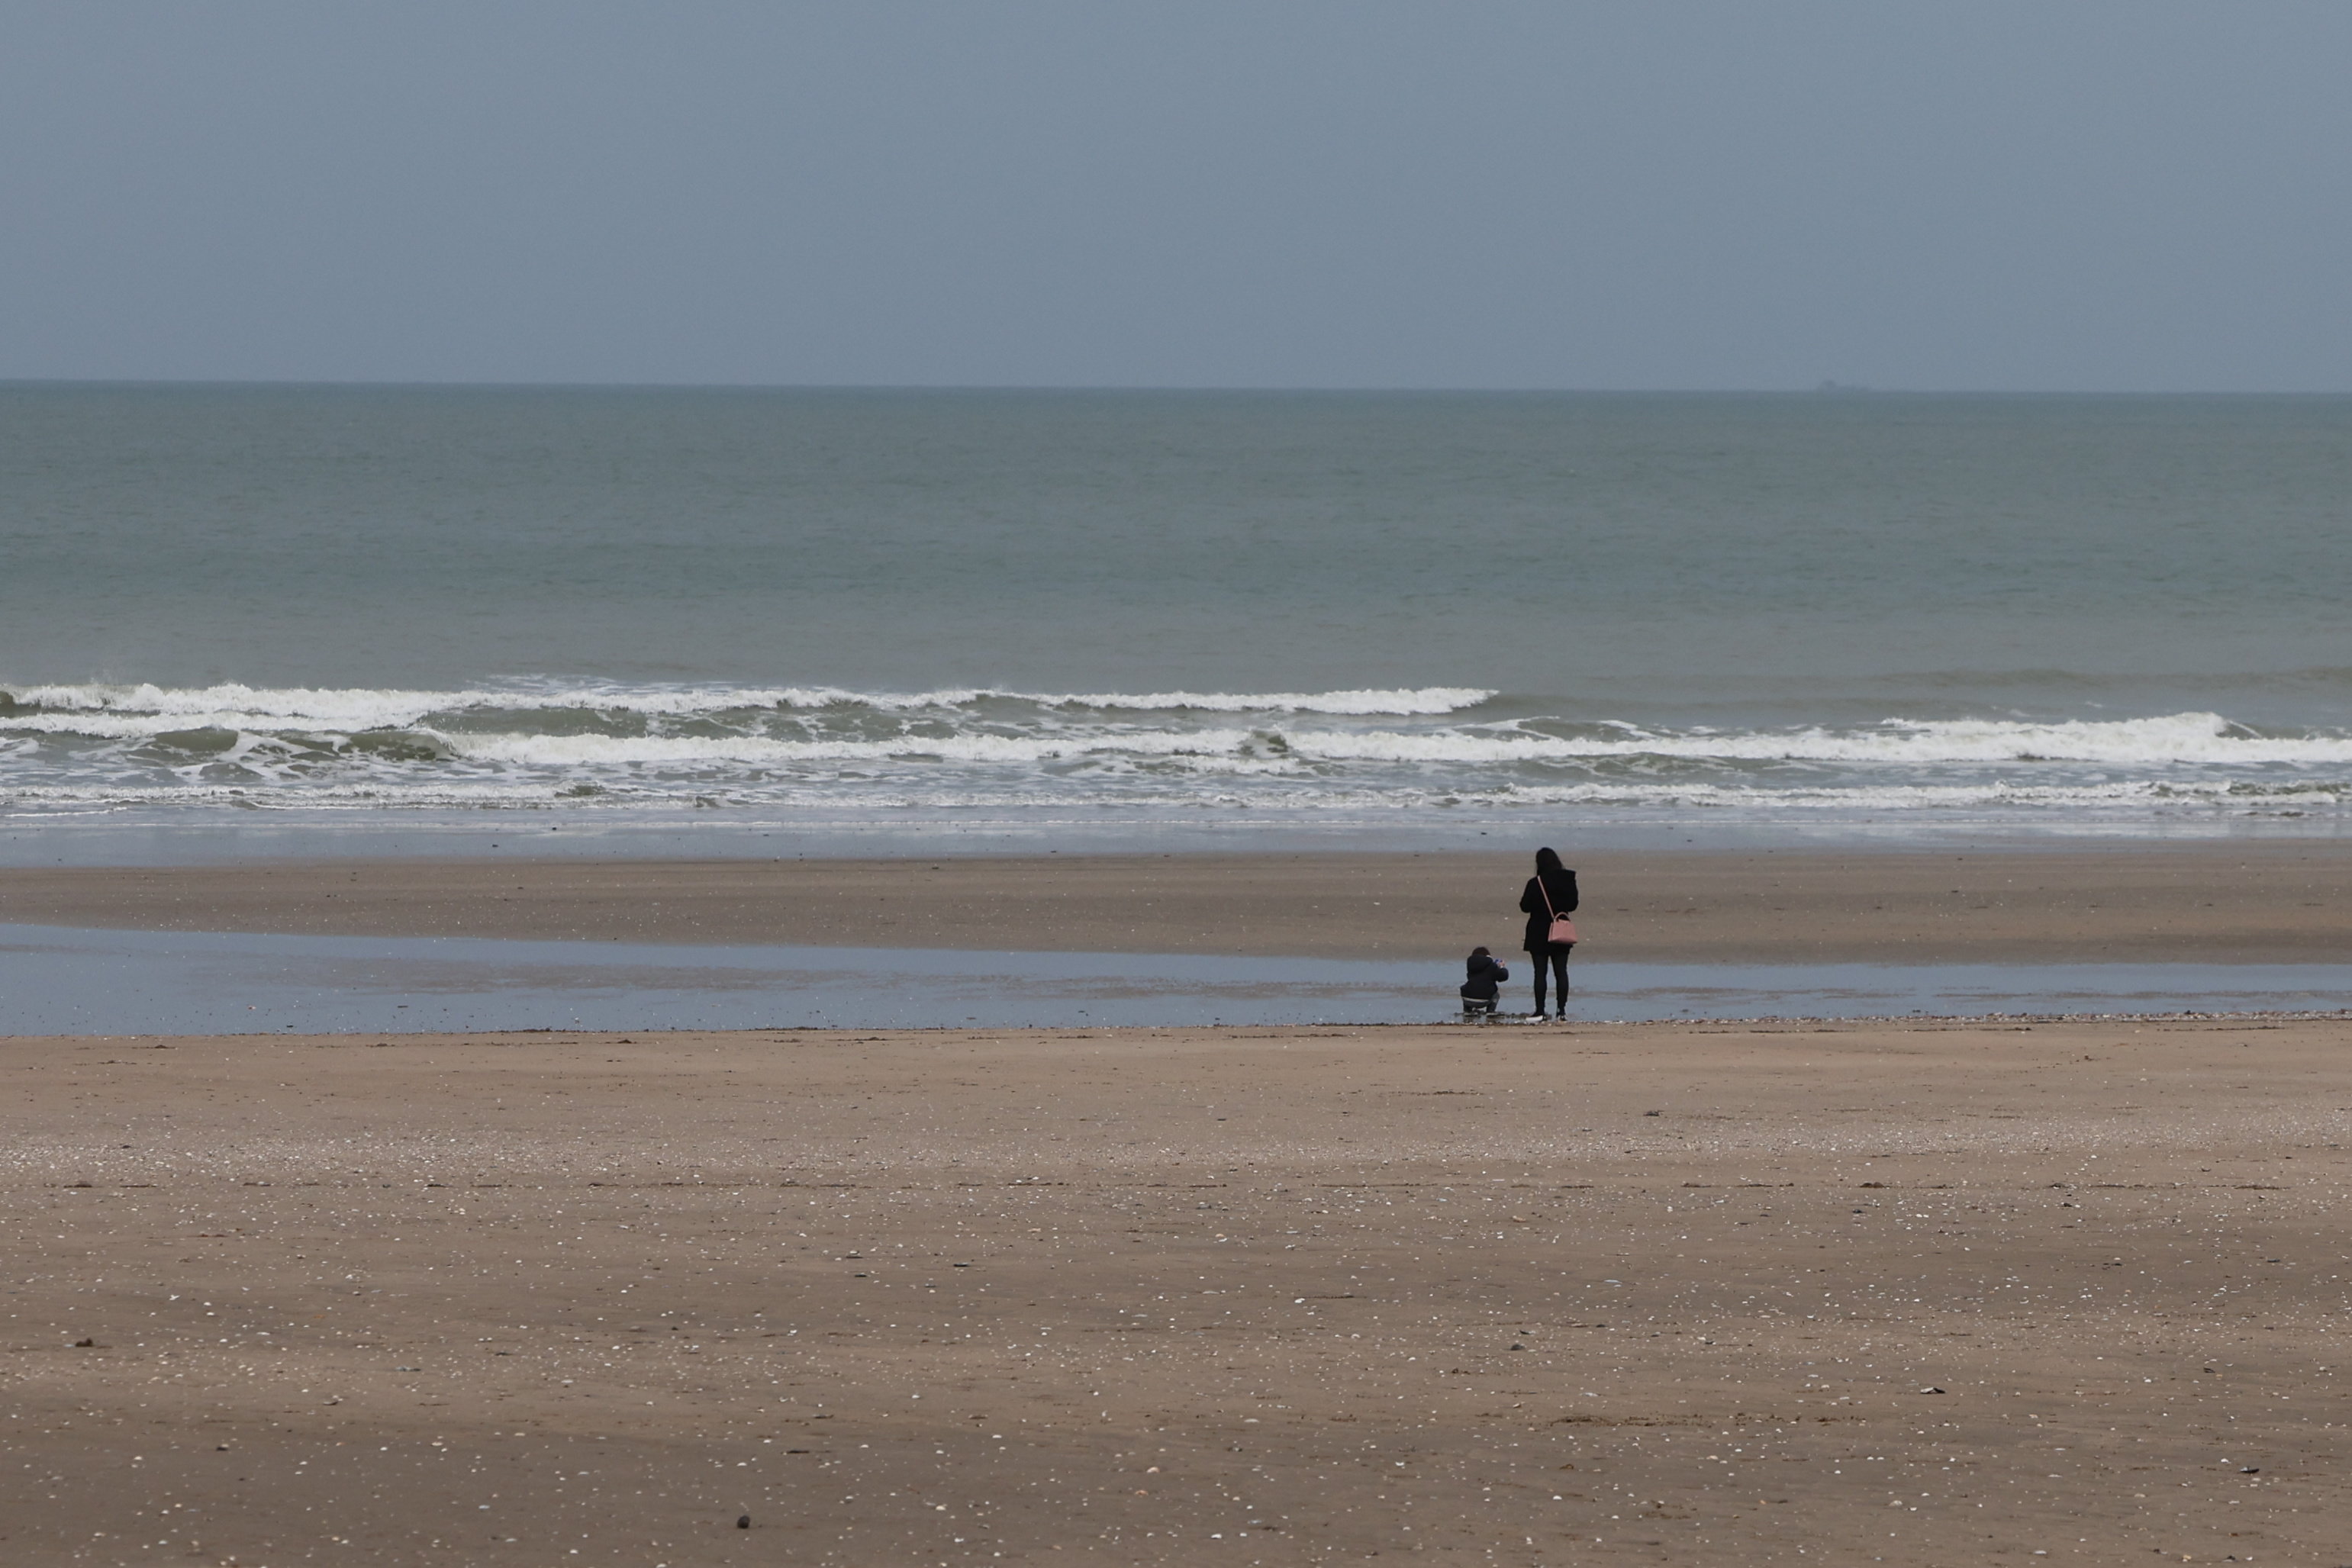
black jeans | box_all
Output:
[1529,943,1572,1013]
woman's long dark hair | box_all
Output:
[1535,846,1564,877]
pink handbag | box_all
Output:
[1538,877,1577,945]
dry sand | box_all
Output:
[8,842,2352,963]
[5,1016,2348,1565]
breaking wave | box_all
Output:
[1,680,1494,730]
[4,679,2348,825]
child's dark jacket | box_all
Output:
[1460,952,1511,1000]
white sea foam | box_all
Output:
[1284,713,2352,767]
[5,679,2349,826]
[389,711,2352,770]
[1030,687,1495,715]
[4,679,1497,728]
[9,681,521,729]
[443,729,1281,767]
[13,689,2352,768]
[4,774,2344,819]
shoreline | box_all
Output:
[8,841,2350,965]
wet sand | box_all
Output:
[5,1016,2347,1564]
[7,841,2352,963]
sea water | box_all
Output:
[8,923,2347,1033]
[5,385,2349,857]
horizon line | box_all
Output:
[5,376,2350,398]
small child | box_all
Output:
[1460,945,1510,1016]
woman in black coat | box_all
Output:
[1518,846,1578,1019]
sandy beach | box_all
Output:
[8,842,2352,964]
[5,1013,2348,1565]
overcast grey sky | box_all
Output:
[4,2,2347,390]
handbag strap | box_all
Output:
[1536,873,1556,919]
